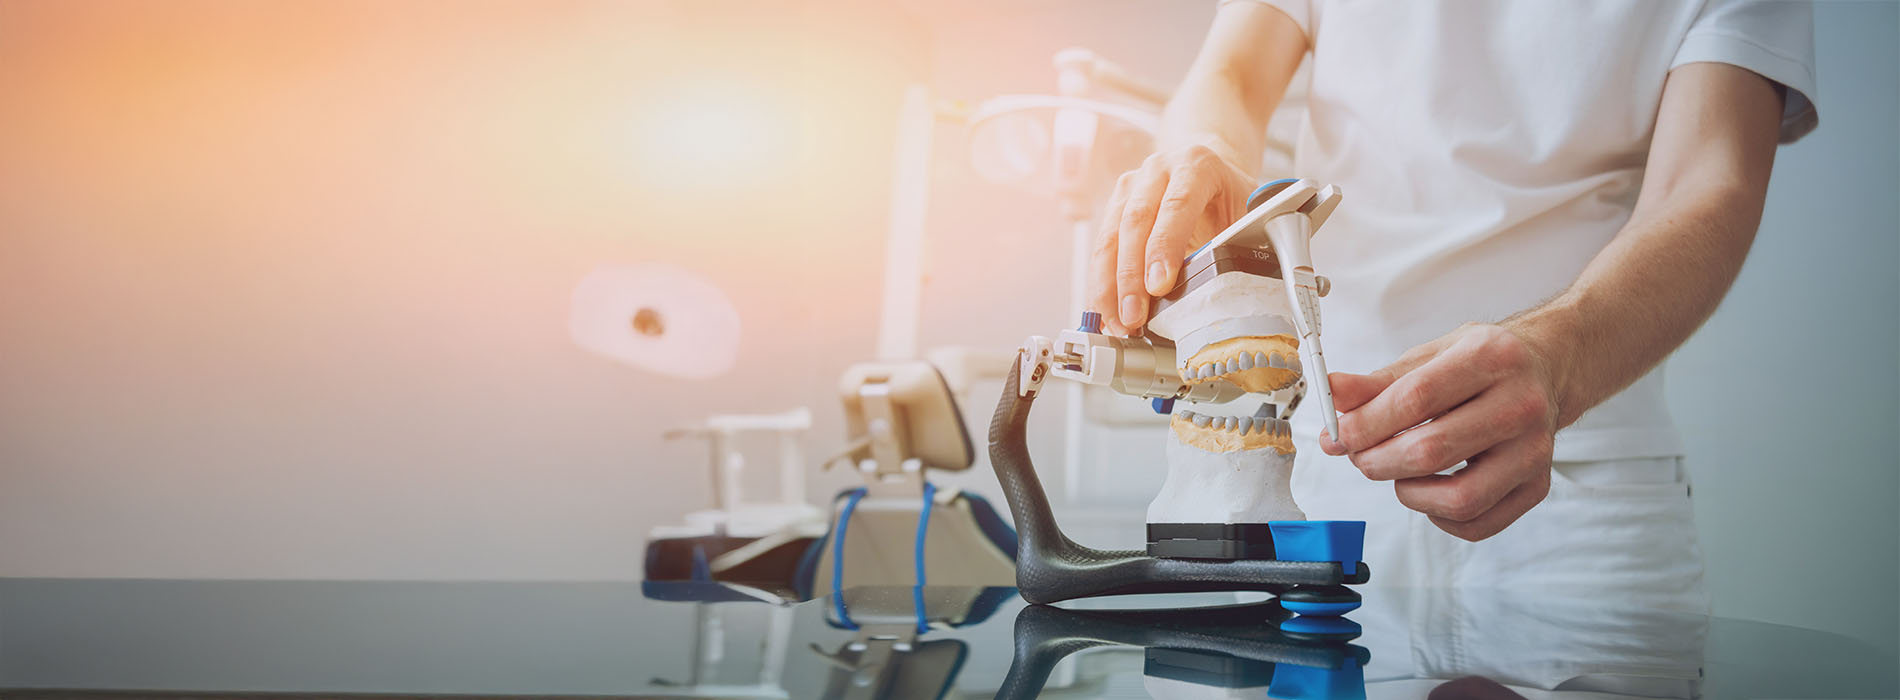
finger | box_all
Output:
[1088,176,1131,335]
[1356,335,1454,397]
[1392,435,1551,537]
[1348,386,1544,480]
[1333,346,1494,453]
[1427,475,1550,542]
[1322,338,1460,454]
[1327,334,1454,415]
[1115,161,1169,330]
[1327,372,1392,414]
[1143,162,1215,296]
[1320,372,1390,454]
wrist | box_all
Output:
[1500,299,1586,428]
[1163,132,1256,177]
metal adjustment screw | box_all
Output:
[1077,311,1103,333]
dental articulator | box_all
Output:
[989,178,1370,614]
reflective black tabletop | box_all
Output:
[1,578,1892,699]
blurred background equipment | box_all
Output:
[815,360,1018,593]
[570,263,742,380]
[961,48,1174,506]
[642,359,1017,598]
[644,408,826,594]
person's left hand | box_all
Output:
[1319,322,1569,541]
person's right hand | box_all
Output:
[1088,143,1258,336]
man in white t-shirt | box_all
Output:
[1089,0,1817,601]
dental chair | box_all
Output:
[799,361,1020,599]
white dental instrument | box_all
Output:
[1261,198,1339,443]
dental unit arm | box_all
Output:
[988,178,1369,611]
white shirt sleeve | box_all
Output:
[1232,0,1312,43]
[1671,0,1820,143]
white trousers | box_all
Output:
[1290,448,1708,615]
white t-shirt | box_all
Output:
[1252,0,1818,460]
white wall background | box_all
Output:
[1666,0,1899,665]
[2,0,1894,667]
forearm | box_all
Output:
[1159,67,1273,175]
[1505,63,1785,428]
[1155,2,1306,175]
[1507,187,1765,428]
[1315,65,1789,541]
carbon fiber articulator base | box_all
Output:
[986,359,1369,605]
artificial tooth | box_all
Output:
[1239,417,1256,435]
[1192,413,1211,428]
[1268,352,1286,369]
[1254,351,1270,367]
[1199,363,1216,378]
[1238,353,1255,370]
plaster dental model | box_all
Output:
[987,178,1368,612]
[1146,265,1311,531]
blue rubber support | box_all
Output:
[1267,649,1366,700]
[1283,601,1362,617]
[1279,615,1362,638]
[1151,397,1174,415]
[1267,521,1367,576]
[830,487,868,630]
[1186,178,1302,262]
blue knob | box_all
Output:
[1078,311,1103,334]
[1248,178,1300,210]
[1151,397,1174,415]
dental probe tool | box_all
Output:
[1264,209,1338,443]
